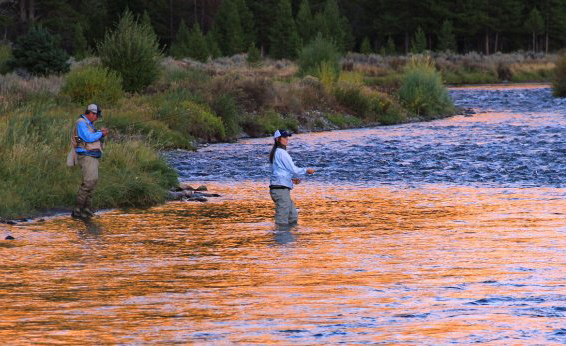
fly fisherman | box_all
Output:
[68,104,108,219]
[269,129,315,226]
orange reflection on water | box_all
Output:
[2,182,566,343]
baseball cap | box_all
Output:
[86,104,102,118]
[274,129,292,139]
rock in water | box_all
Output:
[196,185,208,191]
[5,235,15,240]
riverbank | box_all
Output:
[1,53,551,220]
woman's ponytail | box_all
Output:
[269,138,286,163]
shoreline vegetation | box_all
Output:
[2,7,565,221]
[0,50,560,220]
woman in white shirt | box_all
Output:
[269,129,315,226]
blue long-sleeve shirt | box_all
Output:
[270,148,307,189]
[75,115,103,154]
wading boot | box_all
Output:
[71,207,91,220]
[83,207,95,218]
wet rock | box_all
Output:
[179,182,194,190]
[196,185,208,191]
[5,235,14,240]
[199,193,221,197]
[184,196,208,202]
[168,189,194,200]
[6,220,16,225]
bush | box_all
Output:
[333,83,370,117]
[325,112,362,128]
[98,10,162,92]
[212,94,240,139]
[9,26,70,76]
[298,34,341,79]
[553,54,566,97]
[0,44,12,74]
[183,101,226,141]
[399,56,454,118]
[240,110,298,137]
[61,65,124,105]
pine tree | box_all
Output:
[72,23,89,60]
[235,0,256,49]
[385,36,396,55]
[437,20,457,52]
[212,0,244,56]
[170,19,191,58]
[525,8,544,52]
[296,0,314,44]
[187,23,209,62]
[411,26,426,53]
[321,0,354,52]
[360,36,372,54]
[269,0,301,59]
[247,42,261,65]
[206,32,221,59]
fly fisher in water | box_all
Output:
[269,130,315,226]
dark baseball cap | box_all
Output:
[273,129,292,138]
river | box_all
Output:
[3,84,566,344]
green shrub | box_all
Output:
[333,83,370,118]
[98,10,162,92]
[61,65,124,105]
[240,110,298,137]
[247,43,261,66]
[325,112,362,128]
[399,57,454,118]
[9,26,70,76]
[0,44,12,74]
[183,101,226,141]
[212,94,240,139]
[298,33,341,79]
[0,109,177,218]
[553,54,566,97]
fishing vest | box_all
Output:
[71,116,104,152]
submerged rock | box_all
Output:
[5,235,15,240]
[196,185,208,191]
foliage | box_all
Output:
[552,53,566,97]
[247,43,261,65]
[360,37,372,54]
[170,19,192,59]
[319,0,354,52]
[269,0,301,59]
[98,10,162,93]
[298,34,341,79]
[61,65,124,105]
[0,107,177,218]
[212,94,241,139]
[183,101,226,141]
[296,0,315,44]
[9,26,70,76]
[212,0,244,56]
[411,27,427,54]
[206,33,222,59]
[72,23,89,60]
[240,110,298,137]
[437,20,457,52]
[399,57,454,118]
[0,44,12,74]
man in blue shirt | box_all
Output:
[70,104,108,219]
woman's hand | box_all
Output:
[306,169,315,174]
[292,178,301,184]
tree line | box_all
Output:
[1,0,566,59]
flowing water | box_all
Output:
[3,84,566,344]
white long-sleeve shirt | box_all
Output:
[270,148,307,189]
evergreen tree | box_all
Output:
[360,36,372,54]
[187,23,209,62]
[235,0,256,49]
[437,20,457,52]
[212,0,244,56]
[269,0,301,59]
[296,0,315,44]
[9,26,70,76]
[72,23,89,60]
[411,26,427,53]
[321,0,354,52]
[169,19,191,58]
[384,36,396,56]
[247,42,261,65]
[525,8,544,52]
[206,32,222,59]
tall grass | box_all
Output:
[398,56,454,118]
[552,54,566,97]
[0,105,177,219]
